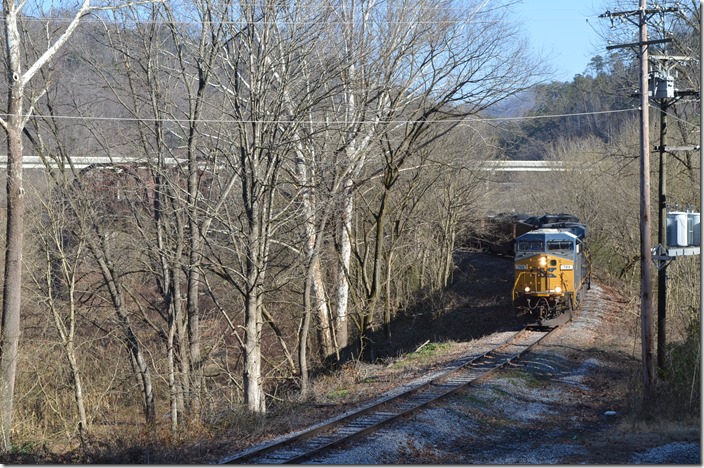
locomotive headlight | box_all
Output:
[524,286,531,293]
[554,286,562,294]
[539,256,547,267]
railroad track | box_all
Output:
[220,326,557,464]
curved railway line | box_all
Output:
[220,325,559,464]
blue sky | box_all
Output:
[509,0,608,81]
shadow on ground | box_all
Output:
[357,251,520,362]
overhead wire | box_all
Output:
[0,7,681,128]
[0,107,640,125]
[11,8,599,27]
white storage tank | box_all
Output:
[667,212,688,247]
[688,212,700,246]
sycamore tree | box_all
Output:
[0,0,159,452]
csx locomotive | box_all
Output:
[512,215,591,326]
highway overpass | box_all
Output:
[0,156,571,172]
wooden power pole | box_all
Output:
[650,57,698,371]
[657,94,668,371]
[637,0,656,400]
[601,0,682,401]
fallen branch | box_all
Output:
[414,340,430,353]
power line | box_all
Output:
[10,18,542,26]
[0,107,639,125]
[12,13,598,27]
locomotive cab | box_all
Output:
[513,228,589,326]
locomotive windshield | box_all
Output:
[547,240,573,251]
[517,240,543,252]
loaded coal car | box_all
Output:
[476,213,537,256]
[512,217,591,326]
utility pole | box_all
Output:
[657,78,667,371]
[637,0,655,401]
[700,0,703,355]
[601,0,679,402]
[650,57,698,371]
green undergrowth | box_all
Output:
[391,342,454,369]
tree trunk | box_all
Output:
[242,160,267,412]
[186,237,201,416]
[0,103,24,454]
[384,250,394,340]
[359,186,389,358]
[66,347,88,447]
[167,302,179,432]
[312,256,334,359]
[183,102,203,416]
[45,227,89,448]
[298,264,314,397]
[87,239,156,424]
[243,285,265,413]
[292,141,335,361]
[335,178,354,356]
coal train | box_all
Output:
[477,213,592,326]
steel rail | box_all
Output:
[220,326,556,464]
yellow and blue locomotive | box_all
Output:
[512,221,591,326]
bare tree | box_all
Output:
[20,19,160,431]
[89,0,236,429]
[201,0,342,412]
[25,181,88,449]
[0,0,147,450]
[327,0,541,359]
